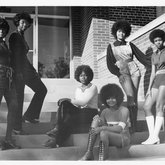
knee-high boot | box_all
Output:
[81,128,97,160]
[127,96,138,133]
[141,116,154,144]
[128,105,138,133]
[99,141,104,161]
[98,141,108,161]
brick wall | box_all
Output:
[108,7,156,26]
[81,18,110,78]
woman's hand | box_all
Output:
[58,98,71,106]
[119,74,125,84]
[93,115,100,120]
[93,127,103,135]
[145,90,151,100]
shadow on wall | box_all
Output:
[143,46,153,96]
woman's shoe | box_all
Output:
[46,128,58,137]
[80,151,94,160]
[44,138,58,148]
[1,140,21,150]
[141,138,160,145]
[12,129,29,135]
[22,116,40,124]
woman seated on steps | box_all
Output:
[81,83,130,161]
[44,65,99,148]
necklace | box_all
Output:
[80,83,91,92]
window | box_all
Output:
[38,17,70,78]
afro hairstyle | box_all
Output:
[0,18,9,35]
[111,20,131,39]
[149,29,165,43]
[74,65,94,83]
[100,83,124,107]
[13,12,33,27]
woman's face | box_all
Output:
[116,29,126,41]
[17,19,30,32]
[154,37,164,49]
[0,28,7,39]
[106,97,117,107]
[79,71,88,85]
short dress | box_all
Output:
[151,48,165,89]
[107,121,131,148]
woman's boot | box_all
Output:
[127,96,137,134]
[141,116,154,144]
[81,128,97,160]
[98,141,108,161]
[142,116,163,145]
[46,127,58,137]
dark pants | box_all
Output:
[55,100,98,146]
[14,65,47,131]
[0,67,18,141]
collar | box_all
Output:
[16,29,24,36]
[155,46,165,54]
[113,40,127,46]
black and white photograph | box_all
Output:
[0,0,165,162]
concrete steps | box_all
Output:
[1,141,165,160]
[0,132,165,160]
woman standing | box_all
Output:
[81,84,130,160]
[9,12,47,134]
[44,65,98,148]
[106,20,151,133]
[142,29,165,145]
[0,18,19,150]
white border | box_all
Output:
[0,0,165,6]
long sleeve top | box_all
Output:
[9,30,33,74]
[0,41,10,66]
[72,83,98,109]
[106,40,151,77]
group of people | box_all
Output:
[43,20,165,160]
[0,12,47,150]
[0,11,165,160]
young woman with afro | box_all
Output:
[106,20,151,133]
[44,65,98,148]
[142,29,165,145]
[81,83,130,160]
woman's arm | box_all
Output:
[71,85,98,107]
[94,107,129,134]
[130,42,151,67]
[106,44,121,77]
